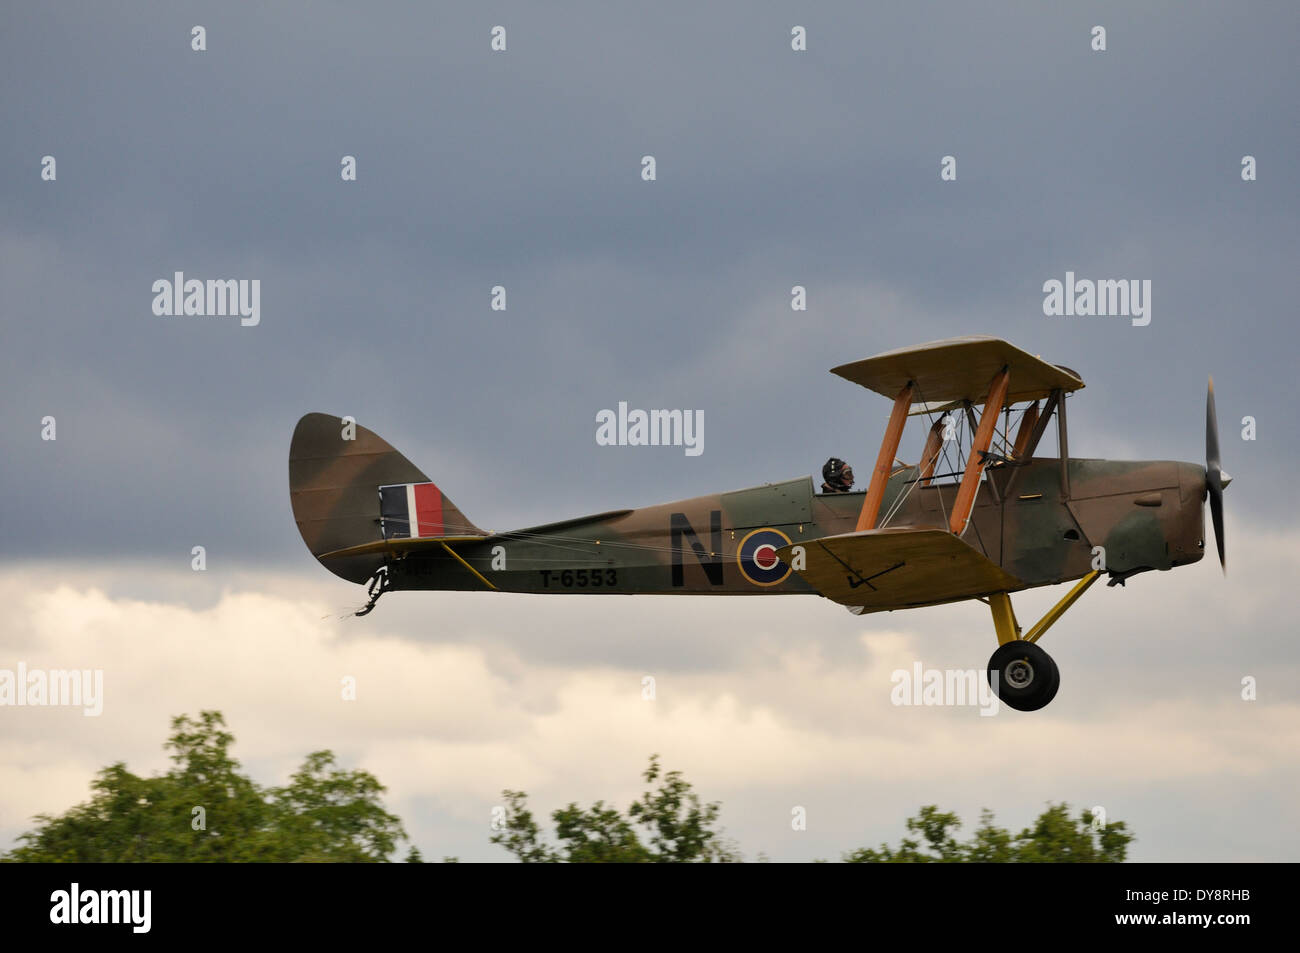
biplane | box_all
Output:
[289,335,1229,711]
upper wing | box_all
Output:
[776,527,1024,612]
[830,335,1083,408]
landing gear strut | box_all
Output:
[984,570,1101,712]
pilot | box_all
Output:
[821,457,855,493]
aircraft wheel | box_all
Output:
[987,641,1060,712]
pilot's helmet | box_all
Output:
[823,457,853,489]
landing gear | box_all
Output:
[984,569,1101,712]
[987,641,1060,712]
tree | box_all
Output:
[490,755,740,863]
[2,711,410,863]
[7,720,1135,863]
[842,803,1132,863]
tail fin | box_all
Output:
[289,413,486,583]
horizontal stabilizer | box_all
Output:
[776,527,1024,612]
[504,510,634,538]
[317,536,489,562]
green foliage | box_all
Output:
[490,790,560,863]
[490,755,740,863]
[3,711,409,863]
[842,803,1132,863]
[5,717,1134,865]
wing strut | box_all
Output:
[1012,401,1039,458]
[1004,389,1060,498]
[918,418,945,485]
[948,366,1010,536]
[855,381,914,531]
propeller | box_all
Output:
[1205,377,1230,571]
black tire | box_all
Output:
[1040,653,1061,708]
[987,641,1059,712]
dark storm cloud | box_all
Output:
[2,1,1296,562]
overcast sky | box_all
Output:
[2,2,1297,861]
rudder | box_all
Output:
[288,413,485,583]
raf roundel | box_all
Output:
[737,528,793,587]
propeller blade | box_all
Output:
[1206,377,1225,572]
[1206,376,1220,473]
[1209,483,1225,570]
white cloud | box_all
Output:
[1,532,1297,861]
